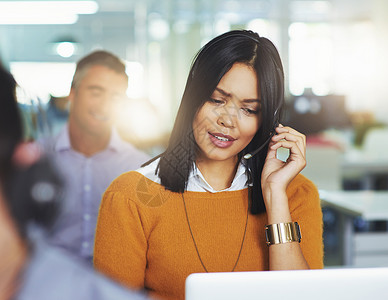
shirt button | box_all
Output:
[82,242,89,249]
[84,184,91,192]
[83,214,91,221]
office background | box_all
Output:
[1,0,388,267]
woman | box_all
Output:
[94,30,323,300]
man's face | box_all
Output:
[68,65,128,137]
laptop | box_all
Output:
[185,267,388,300]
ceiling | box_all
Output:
[2,0,388,126]
[0,0,376,64]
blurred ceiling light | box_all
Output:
[148,15,170,41]
[173,20,190,35]
[0,13,79,25]
[291,0,332,15]
[288,22,308,39]
[224,0,240,12]
[290,84,305,96]
[125,61,145,99]
[10,61,76,103]
[56,42,76,58]
[0,0,98,14]
[220,12,240,24]
[294,97,310,114]
[0,1,98,25]
[214,19,231,35]
[247,19,269,35]
[313,84,330,96]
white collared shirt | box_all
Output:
[137,157,249,192]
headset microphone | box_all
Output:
[243,130,276,160]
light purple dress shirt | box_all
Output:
[41,126,150,262]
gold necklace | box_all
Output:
[182,193,249,272]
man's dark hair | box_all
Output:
[71,50,128,89]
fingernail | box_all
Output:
[279,123,284,128]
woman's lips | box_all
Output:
[208,132,236,148]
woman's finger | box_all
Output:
[274,125,306,155]
[265,139,278,160]
[276,125,306,142]
[272,132,306,157]
[270,139,306,168]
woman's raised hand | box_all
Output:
[261,124,306,194]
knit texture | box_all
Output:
[94,171,323,300]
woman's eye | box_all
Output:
[241,107,259,115]
[208,98,224,105]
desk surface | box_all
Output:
[319,190,388,221]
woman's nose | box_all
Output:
[216,107,236,128]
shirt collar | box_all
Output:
[54,125,71,152]
[188,161,248,193]
[108,128,126,152]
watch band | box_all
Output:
[265,222,301,246]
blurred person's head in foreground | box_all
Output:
[1,57,150,300]
[0,62,62,299]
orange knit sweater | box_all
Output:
[94,171,323,300]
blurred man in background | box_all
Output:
[41,50,150,263]
[0,62,148,300]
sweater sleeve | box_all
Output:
[94,182,148,290]
[288,175,324,269]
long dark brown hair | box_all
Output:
[150,30,284,214]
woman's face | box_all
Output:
[192,62,261,164]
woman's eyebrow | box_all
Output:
[215,87,261,103]
[214,87,232,97]
[242,99,261,104]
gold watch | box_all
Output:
[265,222,301,246]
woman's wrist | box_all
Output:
[262,186,287,206]
[263,189,292,224]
